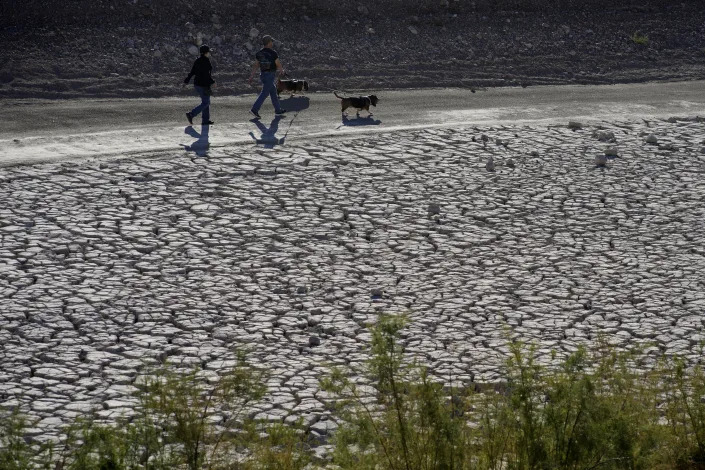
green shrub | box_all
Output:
[0,408,44,470]
[6,325,705,469]
[662,357,705,468]
[322,314,477,469]
[244,420,312,470]
[51,352,271,470]
[323,318,670,470]
[140,355,267,469]
[479,341,664,470]
[631,32,650,45]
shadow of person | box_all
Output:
[339,114,382,127]
[278,96,310,112]
[250,115,285,149]
[182,125,210,157]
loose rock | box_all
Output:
[486,156,495,172]
[428,203,441,216]
[594,130,616,142]
[604,146,619,157]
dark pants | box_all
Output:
[190,85,210,124]
[252,72,282,113]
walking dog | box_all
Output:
[276,78,309,96]
[334,91,379,117]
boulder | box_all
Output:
[604,146,619,157]
[486,156,495,172]
[595,154,608,167]
[645,134,658,144]
[593,130,615,142]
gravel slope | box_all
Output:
[1,1,704,99]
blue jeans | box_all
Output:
[252,72,282,113]
[190,86,210,124]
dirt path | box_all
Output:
[1,80,705,166]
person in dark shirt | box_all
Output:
[183,45,216,125]
[248,35,286,120]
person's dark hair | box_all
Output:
[261,35,274,46]
[200,45,211,55]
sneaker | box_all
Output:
[186,112,194,125]
[202,121,214,125]
[275,109,287,115]
[249,109,261,120]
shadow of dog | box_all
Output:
[340,115,382,127]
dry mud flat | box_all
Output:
[1,118,705,443]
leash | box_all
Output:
[282,111,299,140]
[312,83,359,97]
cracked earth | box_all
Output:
[1,118,705,443]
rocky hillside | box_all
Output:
[1,0,703,99]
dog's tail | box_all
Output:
[333,91,344,100]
